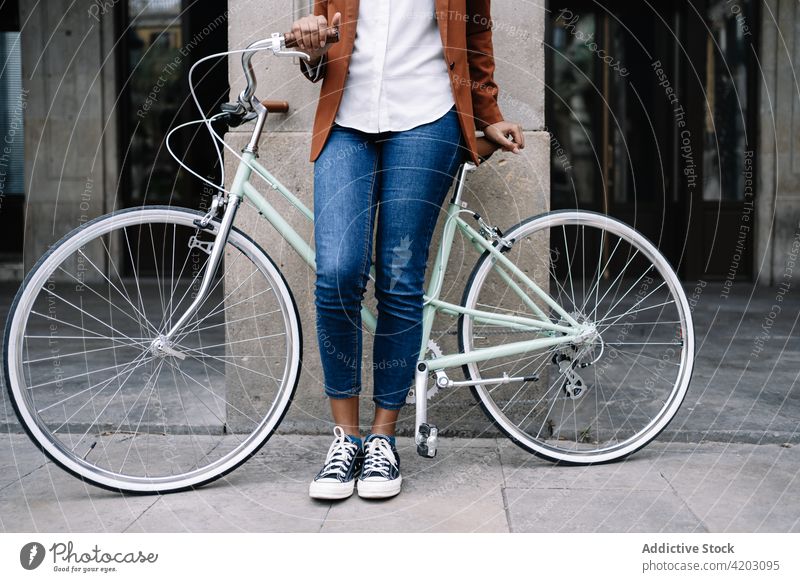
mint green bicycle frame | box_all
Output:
[226,150,587,371]
[167,40,590,448]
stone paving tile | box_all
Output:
[0,466,157,532]
[129,486,329,533]
[498,440,671,492]
[504,488,704,533]
[207,433,341,490]
[130,436,508,533]
[321,437,508,533]
[654,443,800,533]
[320,485,508,533]
[2,433,798,533]
[0,432,48,490]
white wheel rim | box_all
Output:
[462,211,694,463]
[6,208,301,491]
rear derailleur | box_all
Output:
[552,345,591,400]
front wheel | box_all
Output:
[458,210,694,464]
[4,206,302,493]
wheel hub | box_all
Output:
[150,335,186,361]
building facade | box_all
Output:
[2,1,798,431]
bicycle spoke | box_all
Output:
[59,351,154,441]
[100,236,152,337]
[74,249,159,336]
[607,346,681,366]
[611,348,680,386]
[155,249,211,334]
[179,344,283,383]
[37,351,152,414]
[596,296,674,327]
[181,309,281,336]
[595,268,661,324]
[161,358,261,426]
[159,228,195,332]
[28,357,150,391]
[172,265,265,342]
[460,212,692,463]
[562,225,576,309]
[22,341,147,366]
[36,287,147,348]
[122,226,150,326]
[118,360,167,474]
[147,224,167,328]
[28,311,151,347]
[8,208,299,491]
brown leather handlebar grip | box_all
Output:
[261,100,290,113]
[283,27,340,49]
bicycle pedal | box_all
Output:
[416,423,438,458]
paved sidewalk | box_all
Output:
[1,433,797,533]
[1,282,797,533]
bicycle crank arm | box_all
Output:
[414,362,439,458]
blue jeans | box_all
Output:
[313,106,465,410]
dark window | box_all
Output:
[0,0,24,257]
[118,0,228,209]
[545,0,758,281]
[117,0,229,273]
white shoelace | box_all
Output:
[318,426,359,480]
[362,437,397,478]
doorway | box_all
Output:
[545,0,758,281]
[116,0,229,274]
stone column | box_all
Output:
[20,0,118,272]
[225,0,549,436]
[757,0,800,285]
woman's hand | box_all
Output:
[483,121,525,154]
[291,11,342,64]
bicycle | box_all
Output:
[3,30,694,494]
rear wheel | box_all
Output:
[458,210,694,464]
[4,206,302,493]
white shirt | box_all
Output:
[333,0,455,133]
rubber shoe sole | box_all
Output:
[357,475,402,499]
[309,479,355,500]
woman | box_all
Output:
[292,0,523,501]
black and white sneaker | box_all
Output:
[357,434,402,499]
[309,426,363,500]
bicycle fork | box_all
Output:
[150,192,242,359]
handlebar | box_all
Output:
[261,100,290,113]
[221,28,501,163]
[283,28,340,49]
[230,28,340,118]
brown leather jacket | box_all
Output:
[302,0,504,164]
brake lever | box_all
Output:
[219,102,256,127]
